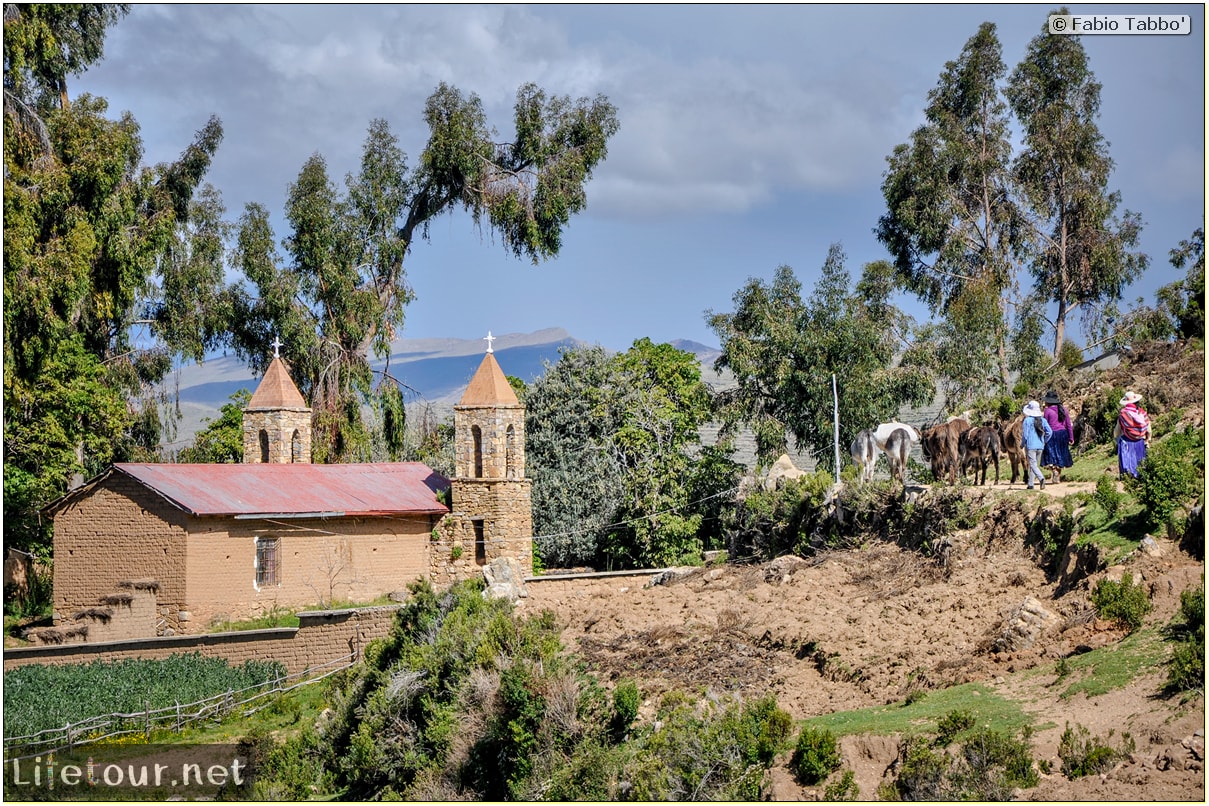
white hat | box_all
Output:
[1022,400,1043,417]
[1119,391,1142,407]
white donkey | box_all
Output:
[851,421,921,484]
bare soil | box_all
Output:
[525,341,1207,801]
[526,502,1204,800]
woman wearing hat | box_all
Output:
[1116,391,1151,478]
[1041,391,1074,484]
[1022,400,1053,490]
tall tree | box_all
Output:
[3,6,225,553]
[525,340,728,569]
[877,22,1027,393]
[708,245,934,471]
[3,3,129,156]
[1006,9,1147,359]
[230,84,619,462]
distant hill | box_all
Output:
[165,330,737,452]
[167,329,584,448]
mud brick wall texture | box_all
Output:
[3,605,401,677]
[52,473,439,635]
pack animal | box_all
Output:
[882,427,914,487]
[849,429,878,483]
[959,425,1001,486]
[921,417,970,484]
[996,414,1026,485]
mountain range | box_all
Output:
[164,329,724,450]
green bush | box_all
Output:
[1131,429,1205,529]
[610,679,640,740]
[1058,722,1132,779]
[1093,474,1125,518]
[791,726,843,785]
[887,727,1039,800]
[1165,585,1205,696]
[823,768,860,801]
[622,693,793,800]
[1080,386,1125,447]
[935,708,976,745]
[1091,572,1152,632]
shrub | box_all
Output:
[1131,429,1204,529]
[792,726,843,785]
[1093,474,1124,518]
[888,728,1039,801]
[935,709,976,746]
[1058,722,1132,779]
[1091,572,1152,632]
[1165,585,1205,696]
[622,693,793,801]
[823,768,860,800]
[610,679,640,740]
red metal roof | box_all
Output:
[93,462,450,518]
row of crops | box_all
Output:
[3,652,286,741]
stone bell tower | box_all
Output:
[242,344,312,464]
[450,335,533,574]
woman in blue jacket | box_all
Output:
[1022,400,1053,490]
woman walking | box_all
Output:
[1116,391,1151,478]
[1041,391,1074,484]
[1022,400,1052,490]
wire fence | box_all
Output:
[2,653,356,761]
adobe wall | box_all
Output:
[183,514,437,632]
[3,605,400,678]
[52,477,188,631]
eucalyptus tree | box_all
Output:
[1006,10,1147,359]
[4,3,225,553]
[877,21,1027,393]
[229,84,620,463]
[708,245,934,471]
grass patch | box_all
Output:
[209,595,400,632]
[1062,442,1118,483]
[1059,628,1167,700]
[800,683,1032,738]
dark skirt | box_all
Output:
[1118,436,1147,478]
[1042,428,1073,468]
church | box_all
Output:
[45,343,533,636]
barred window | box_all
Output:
[256,537,280,586]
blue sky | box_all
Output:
[74,3,1205,355]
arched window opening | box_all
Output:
[259,430,270,463]
[472,425,483,478]
[291,430,302,463]
[506,424,518,479]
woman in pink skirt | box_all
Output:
[1116,391,1151,478]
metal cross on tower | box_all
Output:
[484,331,495,354]
[271,335,283,359]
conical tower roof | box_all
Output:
[458,352,519,407]
[247,357,309,409]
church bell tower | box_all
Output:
[451,335,533,574]
[242,344,312,464]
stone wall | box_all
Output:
[453,404,525,480]
[4,605,400,678]
[241,407,312,464]
[447,479,533,576]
